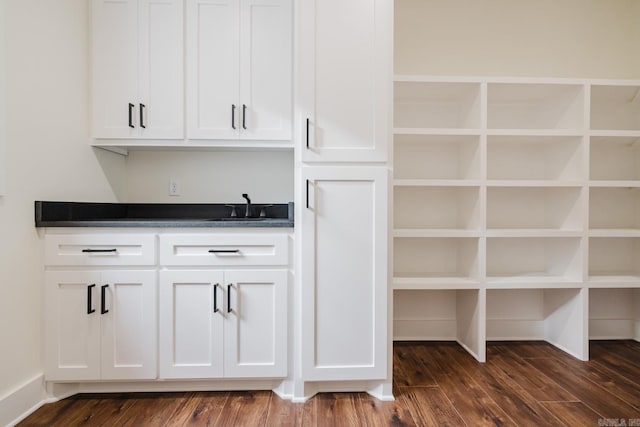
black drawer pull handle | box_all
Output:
[231,104,236,129]
[306,179,310,209]
[227,284,232,313]
[87,284,96,314]
[140,103,146,128]
[128,103,135,128]
[82,248,117,253]
[242,104,247,130]
[101,284,109,314]
[213,283,219,313]
[208,249,240,254]
[306,118,310,148]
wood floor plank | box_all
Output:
[400,386,465,427]
[214,391,271,426]
[537,346,640,412]
[18,394,137,427]
[424,346,515,426]
[526,356,639,419]
[111,393,191,427]
[491,341,567,360]
[315,393,364,427]
[590,341,640,385]
[357,392,416,427]
[17,396,98,426]
[541,401,604,426]
[393,342,438,387]
[489,350,578,402]
[265,393,315,427]
[590,341,640,371]
[436,344,563,427]
[164,391,229,426]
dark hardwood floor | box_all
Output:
[18,341,640,426]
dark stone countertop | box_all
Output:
[35,201,294,228]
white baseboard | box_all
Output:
[0,374,51,427]
[292,380,393,402]
[393,319,457,341]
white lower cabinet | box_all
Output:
[159,269,287,379]
[44,270,157,381]
[301,166,389,381]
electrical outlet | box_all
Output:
[169,178,181,196]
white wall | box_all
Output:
[125,150,294,203]
[0,0,5,195]
[395,0,640,78]
[0,0,124,401]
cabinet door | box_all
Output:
[224,270,287,377]
[137,0,184,139]
[186,0,240,140]
[301,166,389,380]
[159,270,225,378]
[101,270,157,380]
[298,0,391,162]
[45,271,102,381]
[92,0,183,139]
[92,0,139,138]
[238,0,292,140]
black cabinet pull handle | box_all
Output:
[87,284,96,314]
[213,283,219,313]
[242,104,247,130]
[231,104,236,129]
[82,248,117,253]
[140,103,146,128]
[227,284,232,313]
[101,284,109,314]
[306,179,310,209]
[306,118,310,149]
[128,103,135,128]
[208,249,240,254]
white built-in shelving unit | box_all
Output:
[393,76,640,362]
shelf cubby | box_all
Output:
[590,136,640,182]
[487,288,587,360]
[487,135,584,181]
[588,237,640,284]
[590,85,640,131]
[589,288,639,340]
[486,237,583,286]
[394,237,480,288]
[394,81,481,129]
[487,83,584,130]
[394,289,485,361]
[394,134,480,181]
[589,187,640,231]
[487,187,583,232]
[394,186,480,231]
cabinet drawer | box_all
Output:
[45,235,156,266]
[160,234,288,266]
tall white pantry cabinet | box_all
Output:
[296,0,393,400]
[393,77,640,362]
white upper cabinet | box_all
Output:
[186,0,292,141]
[298,0,392,162]
[92,0,184,139]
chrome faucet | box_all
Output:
[242,193,251,218]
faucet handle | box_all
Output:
[224,204,237,218]
[259,205,273,218]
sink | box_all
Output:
[208,217,267,221]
